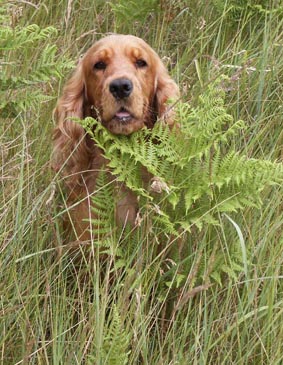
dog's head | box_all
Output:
[55,34,179,136]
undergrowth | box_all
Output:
[2,0,283,364]
[82,77,283,290]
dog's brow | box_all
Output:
[99,49,107,58]
[94,48,113,60]
[131,47,142,58]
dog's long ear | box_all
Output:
[52,62,91,188]
[154,59,180,127]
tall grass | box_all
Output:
[1,1,283,364]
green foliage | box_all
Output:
[90,170,116,237]
[101,306,131,365]
[0,4,73,117]
[88,306,131,365]
[3,0,283,363]
[110,0,159,24]
[213,0,283,21]
[82,78,283,235]
[81,77,283,286]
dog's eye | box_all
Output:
[94,61,107,70]
[135,59,147,68]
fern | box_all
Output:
[0,24,57,49]
[0,4,73,117]
[110,0,159,23]
[89,170,116,237]
[88,305,131,365]
[80,76,283,285]
[212,0,283,22]
[83,77,283,235]
[102,306,131,365]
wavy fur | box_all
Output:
[52,34,179,240]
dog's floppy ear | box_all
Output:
[154,59,180,127]
[52,61,92,187]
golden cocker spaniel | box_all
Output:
[52,34,179,241]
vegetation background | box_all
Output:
[1,0,283,364]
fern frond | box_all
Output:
[80,76,283,285]
[0,8,73,116]
[101,305,131,365]
[110,0,159,22]
[0,24,57,50]
[89,170,116,237]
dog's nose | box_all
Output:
[109,78,133,99]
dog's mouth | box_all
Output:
[104,107,144,135]
[113,107,133,123]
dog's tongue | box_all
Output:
[115,110,131,119]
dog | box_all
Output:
[52,34,179,241]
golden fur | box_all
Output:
[52,34,179,241]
